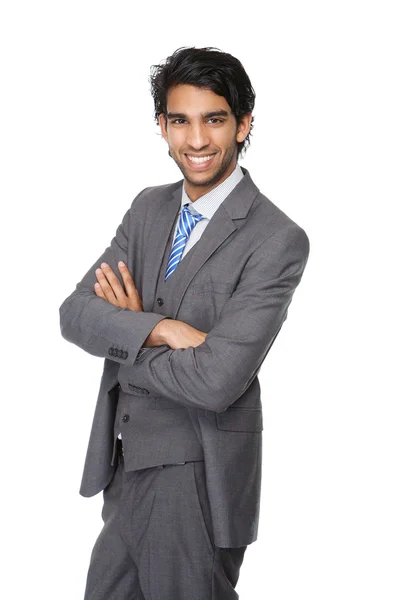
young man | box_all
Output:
[59,46,310,599]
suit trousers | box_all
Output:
[83,446,247,599]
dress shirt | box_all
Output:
[173,160,244,259]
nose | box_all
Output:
[186,122,211,151]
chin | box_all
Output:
[186,170,219,186]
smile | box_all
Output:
[185,154,216,169]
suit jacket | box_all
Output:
[59,166,310,547]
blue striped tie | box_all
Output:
[165,204,205,280]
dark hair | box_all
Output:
[149,46,256,159]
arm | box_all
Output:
[118,224,310,412]
[58,188,170,365]
[130,317,207,363]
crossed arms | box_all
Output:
[91,259,207,351]
[58,196,200,368]
[59,197,310,413]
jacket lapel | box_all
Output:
[141,184,181,313]
[141,167,260,318]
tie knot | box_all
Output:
[179,205,204,235]
[182,203,203,219]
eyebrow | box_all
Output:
[166,110,229,120]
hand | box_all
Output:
[161,318,208,350]
[94,261,143,311]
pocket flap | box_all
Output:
[190,282,233,294]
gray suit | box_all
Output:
[59,166,310,552]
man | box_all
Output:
[59,46,310,599]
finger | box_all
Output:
[99,263,128,304]
[118,262,144,311]
[94,282,107,300]
[95,267,119,305]
[117,261,138,297]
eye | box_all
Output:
[171,118,224,125]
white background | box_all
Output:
[1,1,400,598]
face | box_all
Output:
[158,84,252,201]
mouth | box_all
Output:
[184,153,217,170]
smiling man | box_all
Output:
[161,85,250,201]
[59,46,310,599]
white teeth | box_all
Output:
[187,154,214,164]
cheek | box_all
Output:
[216,129,237,152]
[168,131,186,150]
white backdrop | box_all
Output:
[1,1,400,598]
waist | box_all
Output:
[113,391,205,470]
[115,438,204,470]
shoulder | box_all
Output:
[245,188,310,259]
[124,179,182,221]
[131,179,181,206]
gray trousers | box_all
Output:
[84,450,247,599]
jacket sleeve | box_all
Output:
[58,188,170,365]
[117,224,310,411]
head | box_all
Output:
[149,46,255,200]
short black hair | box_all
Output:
[149,46,256,159]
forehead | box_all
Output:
[166,84,232,115]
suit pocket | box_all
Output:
[178,282,233,328]
[190,281,234,295]
[215,407,263,432]
[190,462,215,556]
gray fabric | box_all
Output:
[84,457,247,600]
[112,388,205,471]
[110,211,207,472]
[59,167,310,547]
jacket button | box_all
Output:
[108,347,114,356]
[157,297,164,306]
[122,414,130,423]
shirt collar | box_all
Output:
[181,161,244,219]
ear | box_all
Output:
[236,113,253,144]
[158,114,168,142]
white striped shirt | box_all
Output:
[171,161,244,259]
